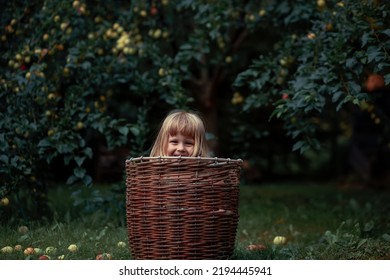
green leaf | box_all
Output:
[119,126,129,136]
[84,147,93,159]
[64,155,73,165]
[130,126,140,137]
[381,29,390,37]
[383,234,390,242]
[82,175,92,186]
[74,167,86,178]
[0,155,9,164]
[367,46,382,63]
[10,156,19,167]
[57,143,75,154]
[81,61,91,70]
[66,175,78,185]
[345,58,356,69]
[180,44,193,50]
[291,77,309,91]
[347,82,361,95]
[384,73,390,85]
[361,32,372,48]
[37,139,51,147]
[292,140,304,152]
[357,239,367,249]
[74,156,85,167]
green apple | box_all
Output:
[1,246,13,253]
[67,244,78,252]
[45,246,57,255]
[273,236,287,245]
[18,226,29,234]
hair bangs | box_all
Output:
[168,114,197,138]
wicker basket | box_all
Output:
[125,156,242,259]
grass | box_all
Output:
[1,182,390,260]
[235,182,390,259]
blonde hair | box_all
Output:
[150,110,209,157]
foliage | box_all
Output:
[0,0,269,217]
[234,0,390,153]
[0,0,266,200]
[0,1,140,207]
[1,0,390,219]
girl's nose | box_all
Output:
[177,143,185,151]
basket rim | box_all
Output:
[126,156,243,163]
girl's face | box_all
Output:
[167,133,195,156]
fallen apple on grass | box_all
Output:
[96,253,113,260]
[67,244,78,252]
[45,246,57,255]
[34,248,43,255]
[1,246,14,253]
[18,226,29,234]
[273,236,287,245]
[246,244,267,251]
[14,245,23,251]
[24,247,35,256]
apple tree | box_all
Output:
[1,0,268,218]
[234,0,390,152]
[233,0,390,183]
[1,0,390,220]
[0,0,280,219]
[0,1,146,218]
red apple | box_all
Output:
[96,253,113,260]
[366,74,385,92]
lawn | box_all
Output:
[235,182,390,259]
[1,182,390,260]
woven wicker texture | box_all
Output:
[125,156,242,259]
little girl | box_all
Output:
[150,110,209,157]
[149,110,230,216]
